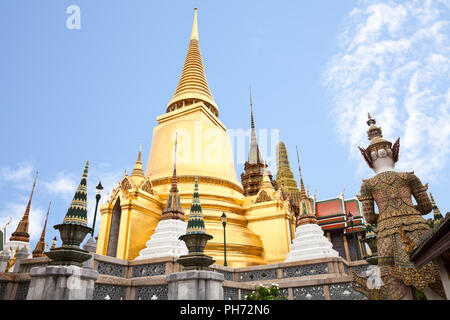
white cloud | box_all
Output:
[324,0,450,181]
[42,172,78,197]
[0,162,35,191]
[0,202,45,242]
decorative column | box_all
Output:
[343,233,351,262]
[27,161,99,300]
[167,175,224,300]
[0,250,10,272]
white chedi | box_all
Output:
[134,219,188,260]
[284,223,338,262]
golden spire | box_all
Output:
[190,8,199,40]
[167,8,218,116]
[32,201,51,258]
[10,171,38,242]
[131,144,144,178]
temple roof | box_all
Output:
[167,8,218,116]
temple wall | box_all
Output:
[0,255,369,300]
[97,177,267,266]
[245,202,293,264]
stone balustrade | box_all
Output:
[0,254,368,300]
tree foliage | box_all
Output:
[245,284,287,300]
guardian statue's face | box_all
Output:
[371,147,395,174]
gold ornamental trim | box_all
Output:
[151,175,244,194]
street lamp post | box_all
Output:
[91,181,103,239]
[221,212,228,266]
[347,212,361,261]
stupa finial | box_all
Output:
[191,8,199,40]
[131,144,144,178]
[296,146,307,201]
[32,201,51,257]
[161,133,185,222]
[62,161,89,226]
[167,8,218,116]
[10,170,38,242]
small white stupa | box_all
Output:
[135,135,188,260]
[135,219,188,260]
[285,218,339,262]
[284,146,339,262]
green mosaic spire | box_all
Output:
[63,161,89,226]
[430,193,443,222]
[185,177,206,234]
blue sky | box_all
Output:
[1,0,449,251]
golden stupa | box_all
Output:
[96,9,296,267]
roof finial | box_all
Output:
[9,170,38,242]
[32,201,51,257]
[161,132,185,222]
[174,132,178,169]
[167,7,218,116]
[249,85,255,129]
[296,145,307,200]
[191,8,199,40]
[170,132,179,193]
[131,144,144,178]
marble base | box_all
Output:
[135,219,188,260]
[0,251,10,272]
[166,270,224,300]
[285,223,339,262]
[26,265,98,300]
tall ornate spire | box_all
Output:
[295,146,314,217]
[296,146,307,201]
[167,8,218,116]
[429,193,443,223]
[10,171,38,242]
[46,161,92,267]
[63,161,89,226]
[276,141,299,193]
[131,144,145,182]
[248,86,263,165]
[177,176,215,270]
[161,134,185,221]
[32,201,51,258]
[185,177,207,234]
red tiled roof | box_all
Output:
[315,198,343,217]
